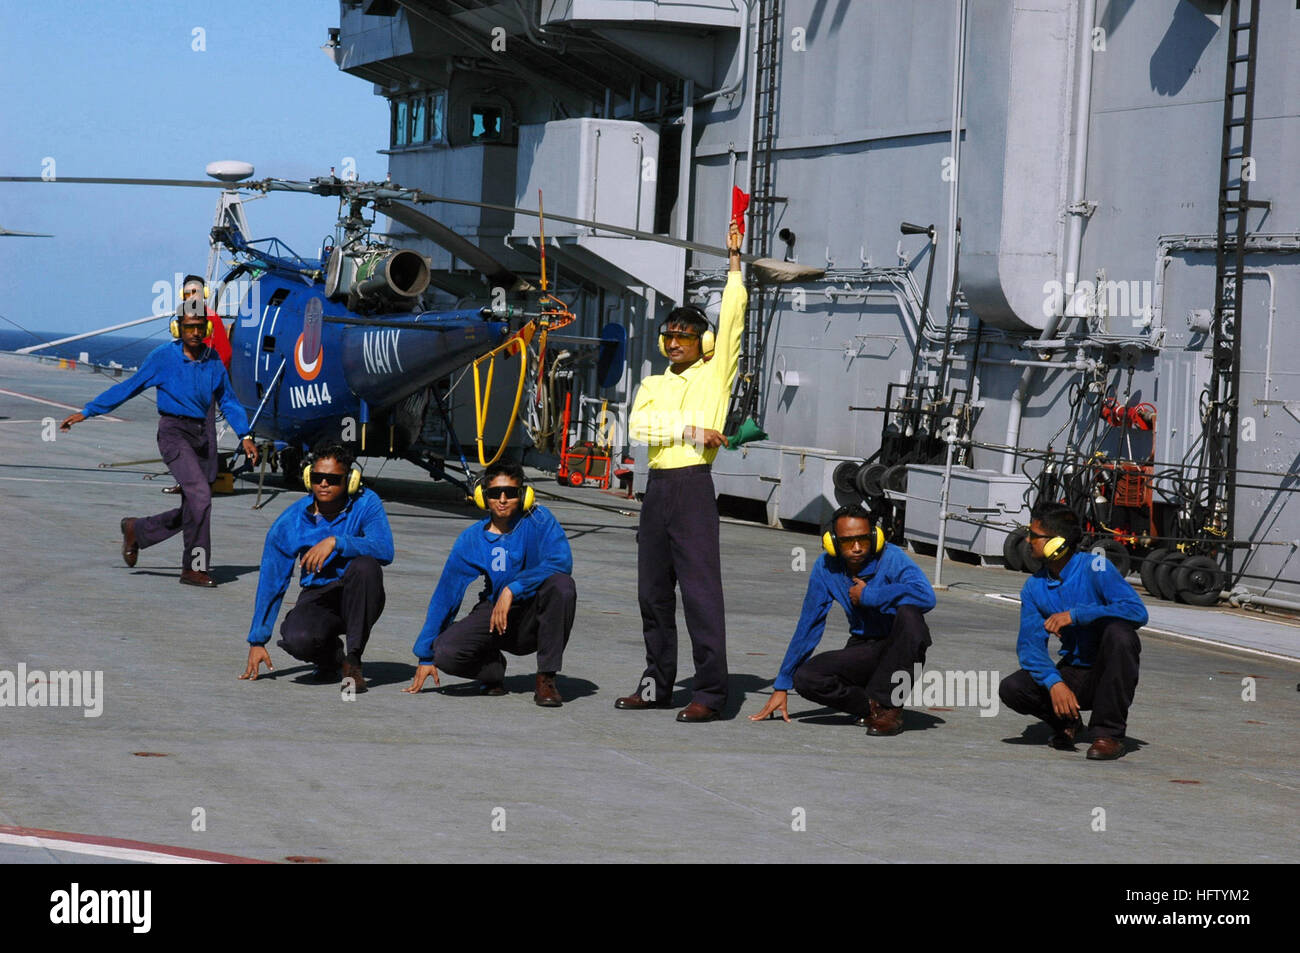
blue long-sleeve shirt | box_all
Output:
[413,505,572,663]
[246,488,395,645]
[82,340,251,435]
[774,544,937,691]
[1016,551,1149,689]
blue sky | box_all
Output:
[0,0,390,338]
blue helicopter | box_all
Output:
[208,162,526,487]
[3,161,812,489]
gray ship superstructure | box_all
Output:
[333,0,1300,605]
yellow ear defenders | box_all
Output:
[171,292,213,339]
[822,522,886,559]
[1042,535,1070,560]
[302,459,364,495]
[658,317,716,361]
[170,316,215,339]
[1027,526,1074,560]
[474,479,536,512]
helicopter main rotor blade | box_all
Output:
[0,226,54,237]
[374,200,530,293]
[404,191,825,284]
[2,174,824,283]
[0,175,227,190]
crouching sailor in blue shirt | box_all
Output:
[749,504,936,736]
[60,304,258,587]
[239,443,394,693]
[998,502,1147,761]
[404,463,576,708]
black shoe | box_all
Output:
[480,681,508,696]
[312,645,345,683]
[1051,717,1084,750]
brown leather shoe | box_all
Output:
[675,702,720,723]
[1051,716,1085,750]
[341,658,367,694]
[614,692,672,710]
[480,681,507,696]
[863,699,904,736]
[179,569,216,588]
[1086,736,1124,760]
[533,673,563,708]
[120,518,139,568]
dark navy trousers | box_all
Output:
[433,573,577,682]
[637,464,728,709]
[203,399,218,479]
[999,619,1142,738]
[792,605,933,715]
[134,414,216,571]
[278,556,387,665]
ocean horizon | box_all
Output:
[0,327,174,369]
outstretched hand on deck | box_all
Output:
[749,689,791,723]
[404,664,442,693]
[240,645,274,681]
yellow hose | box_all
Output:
[471,299,575,467]
[473,336,528,466]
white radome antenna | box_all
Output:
[204,161,256,296]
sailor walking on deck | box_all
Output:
[160,275,233,496]
[60,295,257,586]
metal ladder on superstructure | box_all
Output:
[727,0,783,434]
[1199,0,1270,578]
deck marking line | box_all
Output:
[0,824,270,864]
[0,388,124,420]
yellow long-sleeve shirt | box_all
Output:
[629,270,747,469]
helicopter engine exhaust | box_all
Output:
[347,248,431,310]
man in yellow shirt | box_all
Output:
[615,223,746,722]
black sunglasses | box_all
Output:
[311,471,345,486]
[485,485,522,500]
[837,533,875,546]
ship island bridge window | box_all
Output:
[471,105,504,141]
[390,91,446,147]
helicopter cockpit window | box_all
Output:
[471,105,504,141]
